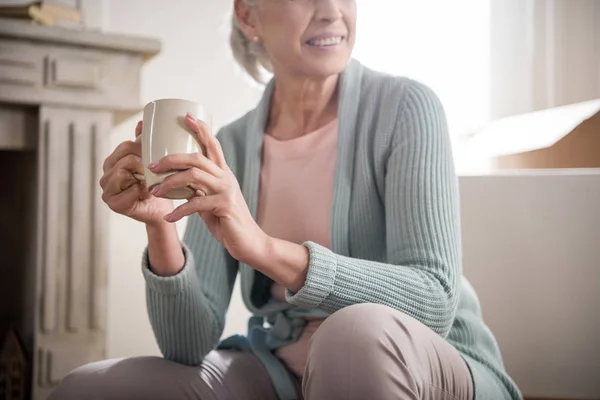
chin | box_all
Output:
[300,56,351,79]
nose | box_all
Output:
[315,0,343,22]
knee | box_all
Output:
[308,303,420,362]
[304,304,425,399]
[312,303,413,343]
[48,360,117,400]
[48,357,168,400]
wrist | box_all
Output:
[241,230,272,268]
[145,218,172,233]
[145,219,184,277]
[250,235,309,292]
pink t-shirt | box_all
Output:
[256,118,338,377]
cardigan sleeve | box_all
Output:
[142,133,239,365]
[285,80,461,337]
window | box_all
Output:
[353,0,491,143]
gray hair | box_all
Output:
[230,1,273,83]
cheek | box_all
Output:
[344,6,358,34]
[262,18,307,56]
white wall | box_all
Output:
[490,0,600,120]
[460,171,600,399]
[104,0,256,358]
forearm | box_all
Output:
[146,280,218,364]
[250,234,456,335]
[285,242,459,336]
[142,245,222,365]
[146,220,185,276]
[142,215,239,364]
[250,236,309,293]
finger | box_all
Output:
[148,152,222,177]
[135,120,143,138]
[103,182,143,212]
[151,167,222,198]
[99,172,108,189]
[103,167,139,197]
[208,137,227,171]
[164,194,220,223]
[185,113,227,170]
[101,154,144,190]
[102,140,141,173]
[138,181,152,200]
[115,154,145,177]
[184,114,211,157]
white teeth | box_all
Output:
[308,36,343,46]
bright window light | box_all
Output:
[353,0,491,141]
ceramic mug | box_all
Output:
[134,98,212,200]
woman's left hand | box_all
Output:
[148,113,268,264]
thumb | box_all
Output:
[135,120,143,138]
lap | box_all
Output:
[49,350,284,400]
[306,304,473,400]
[50,305,473,400]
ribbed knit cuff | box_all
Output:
[142,244,197,296]
[285,241,337,308]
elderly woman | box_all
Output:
[50,0,521,399]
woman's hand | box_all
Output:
[100,121,174,226]
[149,113,268,264]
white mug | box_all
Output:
[135,98,212,200]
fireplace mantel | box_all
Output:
[0,18,161,123]
[0,18,160,58]
[0,18,160,400]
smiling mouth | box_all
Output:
[306,36,345,47]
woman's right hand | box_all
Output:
[100,121,174,225]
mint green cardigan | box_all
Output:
[141,59,521,400]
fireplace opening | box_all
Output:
[1,114,39,400]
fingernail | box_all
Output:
[151,186,160,195]
[147,162,159,169]
[186,112,197,121]
[163,213,172,222]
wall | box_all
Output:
[548,0,599,109]
[490,0,600,120]
[103,0,256,358]
[460,171,600,399]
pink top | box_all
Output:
[256,118,338,377]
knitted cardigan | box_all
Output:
[141,59,522,400]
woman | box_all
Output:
[50,0,521,399]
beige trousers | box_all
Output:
[49,304,473,400]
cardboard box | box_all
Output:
[468,99,600,169]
